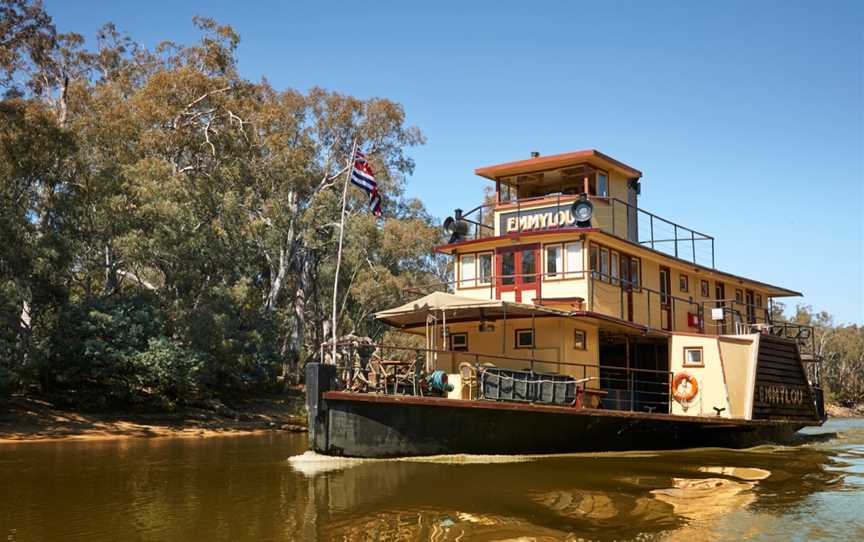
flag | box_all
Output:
[350,149,382,217]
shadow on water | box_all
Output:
[1,419,863,541]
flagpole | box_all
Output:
[331,137,358,366]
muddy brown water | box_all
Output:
[1,419,863,541]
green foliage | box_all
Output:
[778,304,864,406]
[133,338,203,407]
[47,293,166,406]
[0,1,440,409]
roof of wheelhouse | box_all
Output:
[474,149,643,181]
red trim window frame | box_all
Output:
[496,243,541,303]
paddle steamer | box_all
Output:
[306,149,825,457]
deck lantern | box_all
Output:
[443,208,470,243]
[571,193,594,228]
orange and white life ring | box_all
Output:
[672,372,699,403]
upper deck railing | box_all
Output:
[453,195,715,268]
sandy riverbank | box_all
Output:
[825,402,864,418]
[0,395,307,444]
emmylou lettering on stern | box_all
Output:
[757,384,807,406]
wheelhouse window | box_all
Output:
[459,254,476,287]
[735,289,743,303]
[478,253,493,285]
[565,241,583,278]
[515,329,534,349]
[590,244,599,279]
[596,172,608,197]
[545,244,562,279]
[701,280,710,297]
[496,166,609,201]
[498,182,517,203]
[679,274,689,293]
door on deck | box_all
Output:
[745,289,755,324]
[619,256,634,322]
[496,244,540,303]
[659,266,672,331]
[714,282,726,334]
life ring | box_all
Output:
[672,372,699,403]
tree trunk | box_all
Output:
[264,191,297,312]
[103,244,118,295]
[265,244,287,311]
[280,249,314,390]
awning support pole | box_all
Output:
[502,303,507,356]
[531,310,536,373]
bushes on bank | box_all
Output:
[34,292,278,410]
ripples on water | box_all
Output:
[1,419,863,541]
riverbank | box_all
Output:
[826,402,864,418]
[2,395,858,444]
[0,394,308,444]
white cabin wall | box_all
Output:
[669,334,732,418]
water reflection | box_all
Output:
[0,420,862,541]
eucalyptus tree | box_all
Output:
[1,0,442,400]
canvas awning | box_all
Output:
[374,291,568,329]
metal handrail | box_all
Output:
[325,340,674,376]
[450,194,716,267]
[323,340,674,413]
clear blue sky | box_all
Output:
[45,0,863,323]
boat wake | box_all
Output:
[286,450,374,476]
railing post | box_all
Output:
[711,239,715,268]
[630,371,635,412]
[673,224,679,258]
[650,215,655,250]
[668,372,672,414]
[691,230,696,264]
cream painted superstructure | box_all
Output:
[433,316,601,388]
[425,149,806,423]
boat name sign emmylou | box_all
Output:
[500,208,577,233]
[756,384,808,406]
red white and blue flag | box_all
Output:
[350,150,381,217]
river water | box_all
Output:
[1,418,863,541]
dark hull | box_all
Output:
[306,364,816,458]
